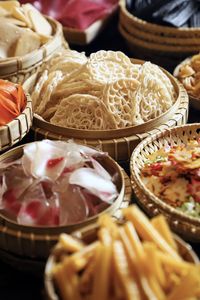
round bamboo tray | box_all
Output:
[0,92,32,152]
[44,223,199,300]
[0,143,131,260]
[0,17,68,84]
[25,59,189,163]
[131,123,200,242]
[174,56,200,110]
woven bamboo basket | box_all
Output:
[119,0,200,38]
[44,223,199,300]
[174,56,200,110]
[131,123,200,242]
[24,59,189,164]
[0,92,32,152]
[119,0,200,68]
[0,17,68,84]
[0,143,132,260]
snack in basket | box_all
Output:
[0,79,26,125]
[30,49,176,130]
[176,53,200,100]
[126,0,200,28]
[49,205,200,300]
[0,1,52,58]
[0,140,119,226]
[141,138,200,218]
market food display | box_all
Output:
[47,205,200,300]
[126,0,200,28]
[30,49,176,130]
[0,140,119,226]
[0,0,52,58]
[141,138,200,219]
[176,53,200,100]
[0,79,27,125]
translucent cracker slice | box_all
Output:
[31,70,49,110]
[12,6,32,28]
[102,78,142,128]
[50,94,117,130]
[87,50,133,84]
[14,29,41,56]
[35,70,63,116]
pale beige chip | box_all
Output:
[25,4,52,36]
[0,1,19,11]
[14,29,41,56]
[50,94,117,130]
[12,6,32,27]
[0,7,10,17]
[6,17,26,27]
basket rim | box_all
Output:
[30,58,182,139]
[119,0,200,35]
[119,23,200,53]
[0,141,125,232]
[130,123,200,226]
[0,16,63,76]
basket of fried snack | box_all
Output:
[0,1,68,84]
[24,49,189,163]
[174,53,200,110]
[131,123,200,242]
[45,204,200,300]
[119,0,200,69]
[0,78,32,151]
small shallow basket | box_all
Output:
[0,17,68,84]
[24,59,189,164]
[0,92,32,152]
[119,0,200,68]
[131,123,200,242]
[173,56,200,110]
[44,222,199,300]
[0,142,132,260]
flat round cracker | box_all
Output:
[50,94,117,130]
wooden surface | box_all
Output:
[0,13,200,300]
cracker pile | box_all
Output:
[32,49,176,130]
[177,53,200,100]
[0,1,52,58]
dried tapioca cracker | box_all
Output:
[35,70,63,115]
[31,69,49,110]
[50,94,117,130]
[102,78,142,128]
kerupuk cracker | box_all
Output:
[29,49,176,130]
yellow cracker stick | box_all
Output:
[123,205,181,261]
[53,259,82,300]
[143,242,166,289]
[98,227,112,246]
[168,268,200,300]
[157,251,194,273]
[0,1,19,11]
[112,240,142,300]
[120,227,164,300]
[90,243,112,300]
[123,221,146,263]
[59,233,84,253]
[98,214,119,239]
[151,215,177,251]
